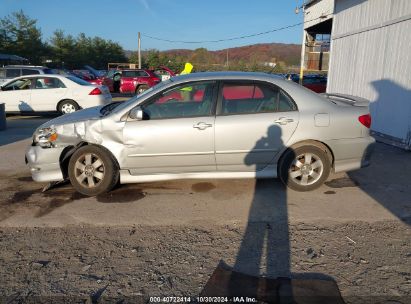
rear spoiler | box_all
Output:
[321,93,370,106]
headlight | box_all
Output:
[33,127,58,148]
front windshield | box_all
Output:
[107,79,173,115]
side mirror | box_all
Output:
[129,106,144,120]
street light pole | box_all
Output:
[138,32,142,69]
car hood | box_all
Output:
[39,106,102,129]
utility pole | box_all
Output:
[299,29,306,85]
[138,32,141,69]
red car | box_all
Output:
[102,69,160,94]
[71,70,104,86]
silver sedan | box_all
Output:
[26,72,375,196]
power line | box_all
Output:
[141,14,332,44]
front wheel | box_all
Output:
[68,145,119,196]
[278,146,331,192]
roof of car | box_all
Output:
[3,65,48,69]
[170,71,284,83]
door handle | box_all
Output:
[274,117,294,125]
[193,122,213,130]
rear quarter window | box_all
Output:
[22,69,40,75]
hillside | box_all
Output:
[127,43,301,71]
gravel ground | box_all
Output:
[0,221,410,303]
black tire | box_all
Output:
[68,145,119,196]
[58,100,79,115]
[135,84,149,95]
[278,146,331,192]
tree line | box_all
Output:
[0,10,298,73]
[0,10,127,69]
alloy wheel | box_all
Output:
[74,153,105,188]
[288,153,324,186]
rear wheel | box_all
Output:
[68,145,119,196]
[278,146,331,191]
[135,84,149,95]
[58,100,79,115]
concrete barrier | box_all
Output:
[0,103,6,130]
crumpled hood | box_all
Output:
[39,106,103,129]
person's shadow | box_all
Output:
[201,125,344,303]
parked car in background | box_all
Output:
[0,74,111,114]
[286,74,327,93]
[25,72,374,196]
[153,66,176,81]
[102,69,160,94]
[0,65,58,86]
[71,69,103,86]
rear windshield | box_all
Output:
[66,76,92,86]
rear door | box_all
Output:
[30,77,68,111]
[215,81,299,171]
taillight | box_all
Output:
[358,114,371,128]
[89,87,102,95]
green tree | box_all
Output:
[0,10,47,64]
[49,31,127,69]
[50,30,76,68]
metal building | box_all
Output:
[302,0,411,149]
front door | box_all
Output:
[215,81,299,171]
[122,81,217,174]
[0,77,33,112]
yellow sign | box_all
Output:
[180,62,193,75]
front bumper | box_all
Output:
[25,145,65,182]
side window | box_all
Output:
[278,91,296,112]
[2,78,32,91]
[34,77,66,89]
[0,69,6,78]
[6,69,21,78]
[221,83,276,115]
[220,82,296,115]
[142,81,215,119]
[22,69,40,76]
[137,70,149,77]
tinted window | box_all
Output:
[44,68,58,74]
[6,69,21,78]
[34,77,66,89]
[221,82,296,115]
[122,70,148,77]
[278,91,296,112]
[142,81,215,119]
[22,69,40,75]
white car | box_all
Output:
[0,74,112,114]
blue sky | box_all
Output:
[1,0,304,51]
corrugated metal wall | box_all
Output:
[328,0,411,146]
